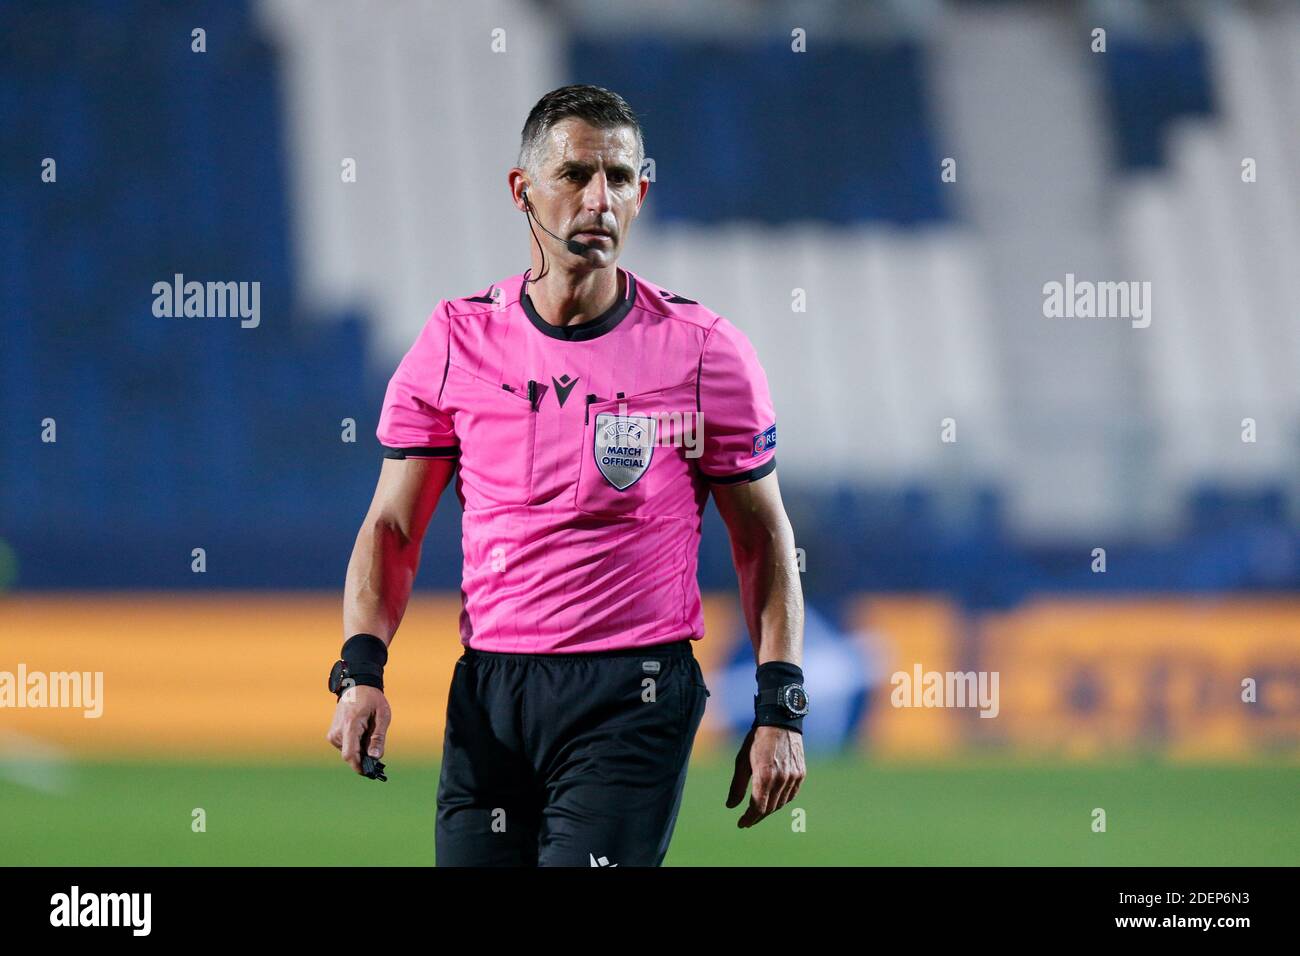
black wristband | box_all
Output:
[329,634,388,698]
[336,669,384,696]
[756,661,803,690]
[342,633,388,669]
[754,661,806,733]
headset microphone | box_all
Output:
[522,188,594,257]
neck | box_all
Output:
[525,261,622,328]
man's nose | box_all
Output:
[583,172,613,214]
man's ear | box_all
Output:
[509,168,531,211]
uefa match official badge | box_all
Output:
[593,413,657,490]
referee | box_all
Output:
[326,85,807,866]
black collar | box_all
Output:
[520,269,637,342]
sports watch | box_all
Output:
[327,659,384,698]
[327,633,388,699]
[756,682,810,718]
[753,660,809,733]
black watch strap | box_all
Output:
[754,704,804,733]
[329,634,389,698]
[329,661,384,697]
[753,662,808,733]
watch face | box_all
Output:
[783,684,809,716]
[328,660,347,694]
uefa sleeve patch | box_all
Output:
[752,423,776,456]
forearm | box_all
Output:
[342,515,424,644]
[730,520,804,666]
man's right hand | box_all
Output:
[326,684,392,775]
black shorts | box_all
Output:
[435,638,711,867]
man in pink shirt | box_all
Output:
[326,85,807,866]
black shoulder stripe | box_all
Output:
[383,446,459,460]
[462,295,496,304]
[704,456,776,485]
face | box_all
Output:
[515,117,648,268]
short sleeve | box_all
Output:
[376,301,459,459]
[695,317,777,483]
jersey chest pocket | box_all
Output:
[445,363,536,505]
[575,382,696,517]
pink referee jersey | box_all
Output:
[376,266,777,653]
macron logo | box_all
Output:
[50,885,151,936]
[589,853,618,867]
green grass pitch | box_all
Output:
[3,757,1297,866]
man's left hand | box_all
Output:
[726,724,806,828]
